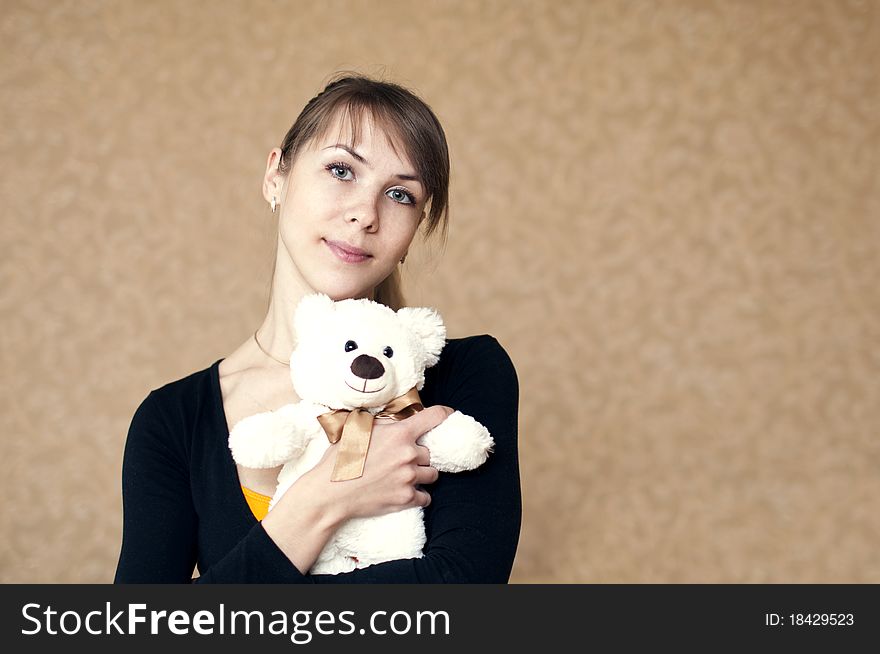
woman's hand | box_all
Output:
[261,405,453,572]
[314,404,451,518]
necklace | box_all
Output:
[253,330,290,366]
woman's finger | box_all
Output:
[413,488,432,508]
[414,465,439,486]
[415,444,431,466]
[399,404,453,439]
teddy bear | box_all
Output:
[228,293,494,574]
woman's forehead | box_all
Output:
[313,108,409,162]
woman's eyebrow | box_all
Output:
[324,143,368,164]
[323,144,421,182]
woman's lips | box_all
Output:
[324,239,372,264]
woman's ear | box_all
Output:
[262,147,285,205]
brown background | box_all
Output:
[1,0,878,583]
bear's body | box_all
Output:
[228,294,493,574]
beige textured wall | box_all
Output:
[2,0,878,583]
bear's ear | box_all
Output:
[397,306,446,367]
[294,293,335,343]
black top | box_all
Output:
[114,335,521,583]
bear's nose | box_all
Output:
[350,354,385,380]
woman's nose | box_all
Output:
[346,196,379,232]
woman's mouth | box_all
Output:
[324,239,372,264]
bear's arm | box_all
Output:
[228,401,328,469]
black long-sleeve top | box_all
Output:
[114,335,521,583]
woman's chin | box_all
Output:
[307,282,375,303]
[305,272,389,302]
[318,287,373,302]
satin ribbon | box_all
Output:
[317,388,424,482]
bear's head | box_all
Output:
[289,294,447,410]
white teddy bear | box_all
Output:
[228,293,494,574]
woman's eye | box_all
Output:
[327,163,353,180]
[387,188,414,204]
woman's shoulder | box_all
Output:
[134,359,222,426]
[425,334,518,396]
[422,335,518,429]
[440,335,515,369]
[123,360,223,464]
[150,359,221,401]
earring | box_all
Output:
[400,253,407,264]
[271,197,277,213]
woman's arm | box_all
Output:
[317,336,521,583]
[288,335,522,583]
[114,394,199,582]
[114,393,309,583]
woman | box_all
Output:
[114,74,521,583]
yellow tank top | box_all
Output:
[241,485,271,521]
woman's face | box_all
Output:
[270,113,426,302]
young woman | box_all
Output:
[114,74,521,583]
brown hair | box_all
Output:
[274,73,450,309]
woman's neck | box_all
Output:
[254,251,314,365]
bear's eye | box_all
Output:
[344,340,358,352]
[383,346,394,358]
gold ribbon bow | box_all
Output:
[317,388,424,482]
